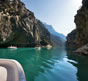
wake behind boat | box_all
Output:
[8,46,17,49]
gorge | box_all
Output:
[0,0,65,48]
[0,0,88,81]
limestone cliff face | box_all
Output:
[0,0,52,47]
[37,20,53,46]
[66,0,88,49]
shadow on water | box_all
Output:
[67,50,88,81]
[0,47,87,81]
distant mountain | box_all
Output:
[44,23,66,41]
[43,23,66,47]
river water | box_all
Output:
[0,48,88,81]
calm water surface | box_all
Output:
[0,48,88,81]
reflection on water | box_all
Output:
[0,48,87,81]
[67,50,88,81]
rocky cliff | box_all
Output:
[0,0,53,47]
[66,0,88,54]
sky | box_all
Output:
[21,0,82,36]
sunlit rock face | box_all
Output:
[66,0,88,54]
[0,0,53,47]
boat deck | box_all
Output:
[0,59,26,81]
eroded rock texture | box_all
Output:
[66,0,88,48]
[66,0,88,54]
[0,0,53,47]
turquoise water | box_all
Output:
[0,48,88,81]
